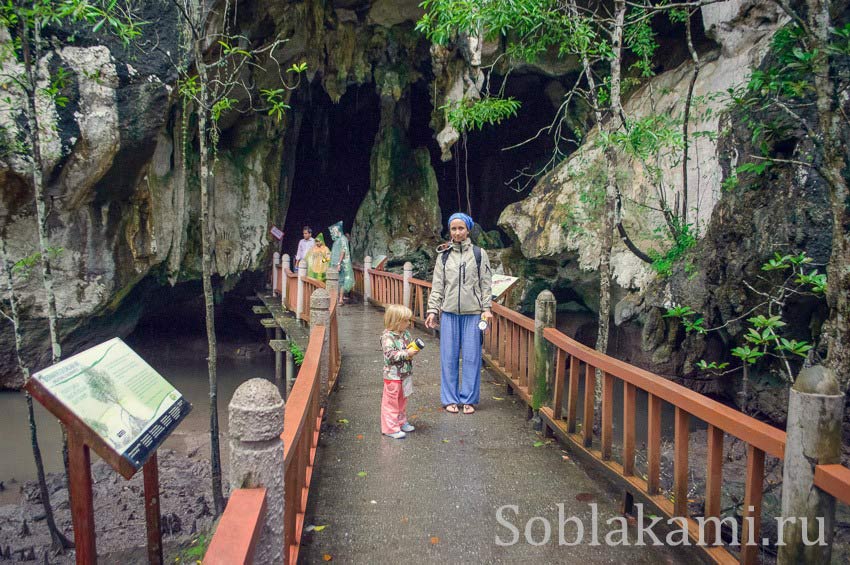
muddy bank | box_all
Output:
[0,449,219,563]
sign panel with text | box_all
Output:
[29,338,191,477]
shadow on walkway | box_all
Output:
[299,305,690,563]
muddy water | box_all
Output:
[0,341,274,505]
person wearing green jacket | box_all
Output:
[425,212,493,414]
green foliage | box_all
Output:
[217,40,250,58]
[11,247,63,278]
[289,341,304,366]
[441,96,520,133]
[178,75,201,99]
[211,97,236,122]
[695,360,729,371]
[668,251,824,381]
[261,89,291,122]
[176,533,211,563]
[730,345,764,365]
[603,113,684,162]
[648,221,696,278]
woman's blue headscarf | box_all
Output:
[448,212,473,230]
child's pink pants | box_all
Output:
[381,379,407,434]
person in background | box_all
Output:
[329,221,354,305]
[295,225,315,269]
[425,212,493,414]
[306,233,331,282]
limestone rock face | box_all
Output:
[352,95,442,275]
[0,0,434,387]
[499,1,787,292]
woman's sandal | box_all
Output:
[445,404,459,413]
[462,404,475,414]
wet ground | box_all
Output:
[298,304,700,563]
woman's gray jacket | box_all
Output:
[426,239,493,316]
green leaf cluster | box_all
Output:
[441,96,520,134]
[289,341,304,366]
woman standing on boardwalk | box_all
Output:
[425,213,493,414]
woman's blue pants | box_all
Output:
[439,312,482,406]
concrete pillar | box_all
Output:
[326,266,339,305]
[281,253,290,308]
[273,328,283,397]
[363,256,372,303]
[310,288,331,402]
[228,378,285,564]
[403,262,413,309]
[296,259,306,320]
[286,350,295,390]
[533,290,557,423]
[778,366,843,564]
[272,252,280,294]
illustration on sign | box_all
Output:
[31,338,191,471]
[491,274,519,301]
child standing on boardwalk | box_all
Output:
[380,305,419,439]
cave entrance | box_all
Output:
[282,81,381,258]
[423,72,577,240]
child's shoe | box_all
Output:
[385,431,407,439]
[401,423,415,432]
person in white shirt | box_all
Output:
[295,226,315,267]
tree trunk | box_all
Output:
[192,36,225,516]
[593,0,626,405]
[681,9,701,225]
[807,0,850,391]
[19,6,72,505]
[1,242,72,552]
[19,15,61,365]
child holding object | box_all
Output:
[380,304,421,439]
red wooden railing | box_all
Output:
[281,325,324,564]
[207,266,342,563]
[353,262,850,565]
[354,264,432,321]
[353,265,364,296]
[204,488,267,565]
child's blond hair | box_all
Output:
[384,304,413,332]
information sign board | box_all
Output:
[28,338,191,478]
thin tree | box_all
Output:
[0,1,141,553]
[167,0,303,515]
[0,239,72,553]
[417,0,711,405]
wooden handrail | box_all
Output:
[282,325,324,466]
[814,464,850,505]
[370,270,405,281]
[543,326,786,458]
[493,302,535,332]
[204,488,267,565]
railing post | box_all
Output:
[228,378,285,564]
[286,350,295,390]
[281,253,290,308]
[778,365,843,564]
[403,261,413,309]
[269,331,287,400]
[272,252,280,294]
[533,290,557,430]
[326,266,340,304]
[310,288,331,402]
[296,259,306,320]
[363,256,372,304]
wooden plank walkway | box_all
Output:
[297,304,701,563]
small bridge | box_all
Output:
[203,254,850,564]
